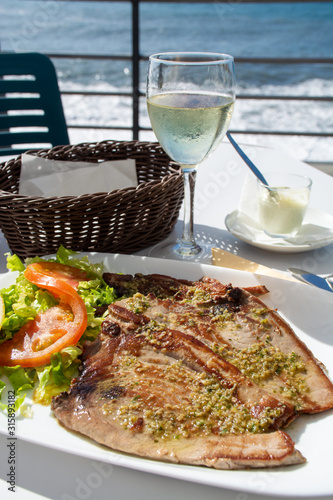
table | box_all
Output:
[0,142,332,500]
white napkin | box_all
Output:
[19,153,138,197]
[233,174,333,246]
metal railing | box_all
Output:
[4,0,333,143]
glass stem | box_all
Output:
[178,169,200,254]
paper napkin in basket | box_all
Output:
[19,153,137,197]
[212,247,298,282]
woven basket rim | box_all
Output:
[0,177,175,202]
[0,140,184,258]
[0,140,182,202]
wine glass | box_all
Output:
[146,52,236,258]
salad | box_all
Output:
[0,246,117,414]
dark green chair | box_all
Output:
[0,52,69,156]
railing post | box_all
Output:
[132,0,140,140]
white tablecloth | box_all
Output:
[0,141,332,500]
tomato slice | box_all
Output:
[0,263,88,368]
[24,262,90,290]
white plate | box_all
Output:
[225,207,333,253]
[1,253,333,498]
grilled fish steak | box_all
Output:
[52,310,304,468]
[102,272,270,299]
[103,273,333,413]
[52,273,333,469]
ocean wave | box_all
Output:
[2,0,328,161]
[61,78,332,162]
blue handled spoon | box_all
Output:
[226,132,269,186]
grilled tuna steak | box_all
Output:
[52,309,304,469]
[52,273,333,469]
[103,272,269,298]
[103,273,333,413]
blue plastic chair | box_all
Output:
[0,52,69,156]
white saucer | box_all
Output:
[225,207,333,254]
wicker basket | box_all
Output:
[0,141,184,259]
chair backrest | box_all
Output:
[0,52,69,157]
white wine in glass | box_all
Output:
[147,52,236,258]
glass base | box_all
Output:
[148,238,213,262]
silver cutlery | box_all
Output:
[288,267,333,293]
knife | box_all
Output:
[288,268,333,293]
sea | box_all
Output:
[0,0,332,163]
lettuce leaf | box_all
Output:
[6,253,25,273]
[34,346,82,405]
[0,246,118,412]
[3,365,36,393]
[0,379,5,399]
[0,366,36,414]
